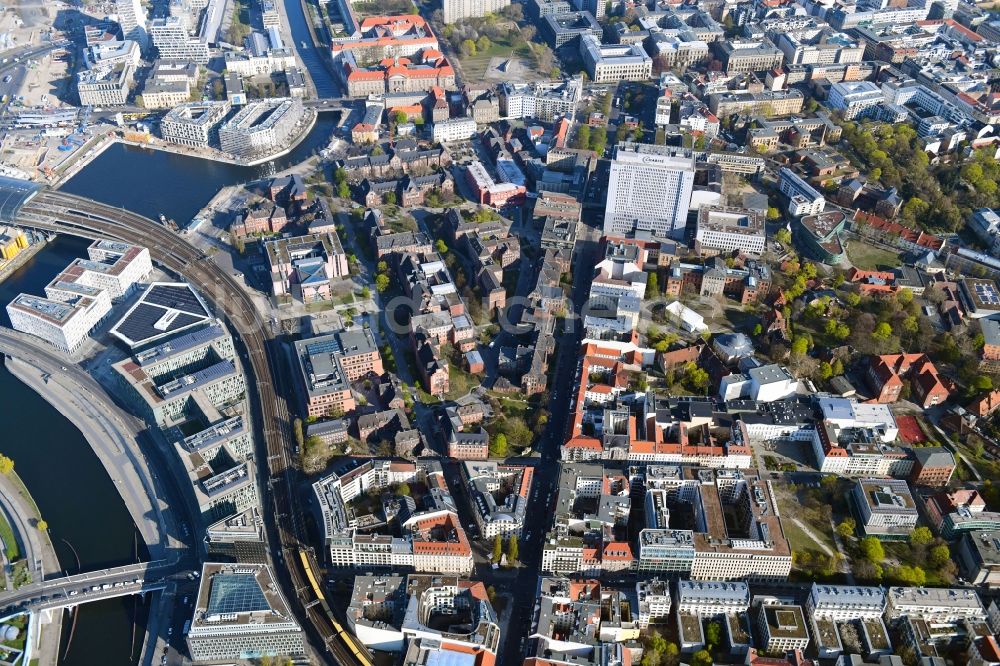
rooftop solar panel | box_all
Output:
[206,573,270,615]
[111,283,212,347]
[144,284,209,316]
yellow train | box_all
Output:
[298,549,374,666]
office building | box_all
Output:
[542,11,601,48]
[807,584,886,620]
[6,292,111,354]
[852,478,919,538]
[218,98,305,159]
[77,61,134,106]
[294,330,382,418]
[604,142,695,240]
[205,508,267,563]
[150,16,209,63]
[579,35,652,83]
[635,579,672,628]
[432,117,477,143]
[187,563,304,662]
[264,232,349,302]
[677,580,750,615]
[109,282,213,349]
[956,531,1000,588]
[347,575,408,651]
[160,101,231,148]
[754,602,811,653]
[442,0,510,23]
[115,0,148,48]
[885,586,986,623]
[715,40,784,73]
[498,79,581,121]
[695,205,765,256]
[829,81,885,120]
[140,77,190,108]
[85,39,141,69]
[779,167,825,217]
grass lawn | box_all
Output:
[0,512,19,562]
[845,240,903,271]
[446,361,479,400]
[459,41,534,82]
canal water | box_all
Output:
[60,114,339,223]
[0,236,151,666]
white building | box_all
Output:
[115,0,148,48]
[462,461,531,538]
[432,117,477,143]
[663,300,707,333]
[6,291,111,354]
[579,35,652,84]
[828,81,885,120]
[498,79,581,121]
[970,208,1000,257]
[695,205,765,255]
[77,61,135,106]
[150,16,209,63]
[748,364,799,402]
[852,478,919,537]
[778,167,825,217]
[187,563,304,662]
[806,584,886,620]
[636,579,672,628]
[160,101,231,148]
[217,98,304,158]
[885,586,987,623]
[754,602,811,653]
[69,240,152,300]
[85,40,141,69]
[604,142,695,239]
[442,0,510,23]
[677,580,750,616]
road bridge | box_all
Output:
[0,561,178,613]
[13,189,366,666]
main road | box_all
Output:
[16,189,365,666]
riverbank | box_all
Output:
[0,351,171,562]
[0,237,48,286]
[52,108,319,190]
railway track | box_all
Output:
[19,190,363,666]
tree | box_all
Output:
[575,124,591,150]
[293,418,304,449]
[507,535,519,563]
[361,286,371,299]
[929,544,950,568]
[690,650,713,666]
[683,362,709,393]
[860,536,885,562]
[383,192,397,205]
[892,565,926,586]
[337,182,350,199]
[872,322,893,340]
[705,621,722,648]
[590,127,607,155]
[845,292,862,307]
[832,359,844,376]
[663,643,679,666]
[909,526,933,546]
[836,517,856,538]
[394,110,408,125]
[973,375,994,391]
[435,239,449,254]
[492,535,503,563]
[775,228,792,245]
[491,433,508,457]
[646,272,659,298]
[397,483,411,496]
[476,35,491,52]
[334,167,348,184]
[36,519,48,532]
[0,455,13,475]
[791,335,810,355]
[767,207,781,221]
[461,38,477,56]
[375,274,391,293]
[753,323,763,336]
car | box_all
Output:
[167,628,173,637]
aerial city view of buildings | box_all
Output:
[7,0,1000,663]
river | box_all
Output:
[0,235,151,666]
